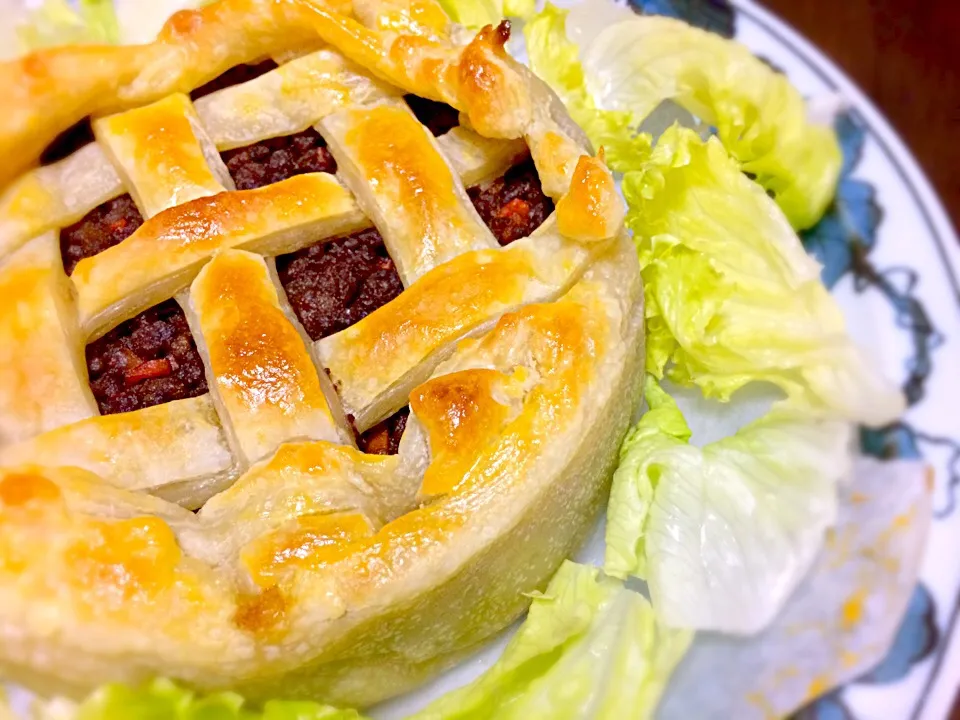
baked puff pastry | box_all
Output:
[0,0,644,708]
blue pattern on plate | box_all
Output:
[793,693,855,720]
[627,0,736,37]
[617,1,955,717]
[861,584,939,683]
[801,112,881,289]
[801,109,941,407]
[788,107,943,720]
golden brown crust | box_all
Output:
[94,93,234,218]
[0,233,97,446]
[0,0,642,706]
[73,173,366,339]
[0,0,329,190]
[186,250,346,465]
[0,395,235,502]
[317,225,599,431]
[320,100,497,285]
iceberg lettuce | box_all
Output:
[435,0,535,30]
[624,125,903,426]
[22,679,366,720]
[523,4,652,172]
[410,561,691,719]
[605,376,851,635]
[14,0,119,53]
[524,1,842,229]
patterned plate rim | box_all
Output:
[732,2,960,717]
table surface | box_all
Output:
[758,1,960,717]
[761,0,959,235]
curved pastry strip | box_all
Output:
[295,4,533,138]
[195,49,398,151]
[0,233,97,447]
[184,250,349,466]
[0,396,235,508]
[0,145,123,261]
[0,0,574,198]
[555,153,626,242]
[352,0,452,37]
[295,2,612,204]
[317,223,600,431]
[0,0,339,189]
[320,99,497,285]
[94,93,234,219]
[0,44,144,191]
[194,441,415,566]
[73,172,367,340]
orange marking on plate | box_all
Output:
[806,674,831,700]
[840,588,868,630]
[840,650,860,670]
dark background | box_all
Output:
[762,1,960,716]
[762,0,959,232]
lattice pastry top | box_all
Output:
[0,0,644,706]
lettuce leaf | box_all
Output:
[624,125,903,426]
[15,0,119,52]
[435,0,535,30]
[523,4,651,172]
[657,456,932,718]
[25,679,366,720]
[605,376,851,635]
[410,561,691,719]
[526,0,841,229]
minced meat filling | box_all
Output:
[357,407,409,455]
[404,94,460,136]
[86,299,209,416]
[277,228,403,342]
[468,158,554,246]
[60,194,144,276]
[221,128,338,190]
[64,85,547,426]
[190,59,280,101]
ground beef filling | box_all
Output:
[357,407,409,455]
[221,128,338,191]
[404,94,460,136]
[60,194,144,276]
[190,59,280,101]
[62,196,206,415]
[468,158,554,246]
[86,300,209,416]
[277,228,403,341]
[66,90,545,430]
